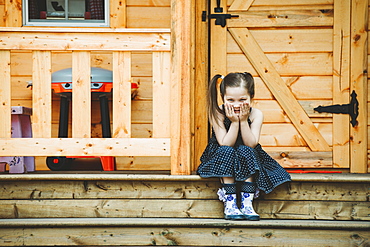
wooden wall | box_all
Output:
[0,0,369,173]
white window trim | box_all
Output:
[22,0,109,27]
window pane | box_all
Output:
[25,0,108,26]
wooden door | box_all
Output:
[209,0,367,171]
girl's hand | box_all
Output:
[225,103,239,122]
[239,102,250,122]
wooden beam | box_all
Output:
[350,0,368,173]
[0,30,170,51]
[229,0,254,12]
[170,0,192,175]
[0,138,170,156]
[210,0,228,76]
[0,51,11,138]
[229,28,331,152]
[210,0,228,107]
[112,51,132,138]
[32,51,52,138]
[332,0,351,168]
[152,51,171,138]
[72,51,91,138]
[193,0,209,170]
[228,9,333,28]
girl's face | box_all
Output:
[223,86,251,114]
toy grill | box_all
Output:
[47,67,139,172]
[51,67,114,94]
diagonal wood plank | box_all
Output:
[229,0,254,12]
[229,27,331,152]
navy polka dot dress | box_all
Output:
[197,108,291,194]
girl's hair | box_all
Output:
[208,72,255,123]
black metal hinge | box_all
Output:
[201,0,238,27]
[314,90,359,127]
[202,11,239,27]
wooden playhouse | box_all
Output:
[0,0,369,246]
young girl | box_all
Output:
[197,72,291,221]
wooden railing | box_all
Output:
[0,28,178,172]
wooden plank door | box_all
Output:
[209,0,366,171]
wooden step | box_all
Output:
[1,218,369,246]
[0,173,369,221]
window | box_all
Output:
[23,0,109,27]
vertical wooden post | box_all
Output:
[0,51,11,138]
[170,0,192,175]
[153,51,171,138]
[193,0,209,170]
[210,0,227,107]
[5,0,22,27]
[112,51,132,138]
[110,0,126,28]
[32,51,52,138]
[332,0,351,168]
[350,0,368,173]
[210,0,228,77]
[72,51,91,138]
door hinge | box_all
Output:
[314,90,359,127]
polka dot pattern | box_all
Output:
[197,114,291,194]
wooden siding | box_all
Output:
[0,0,368,173]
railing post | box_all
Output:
[112,51,132,138]
[32,51,52,138]
[0,51,11,138]
[170,0,193,175]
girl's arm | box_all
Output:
[240,106,263,148]
[211,105,240,147]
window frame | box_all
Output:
[22,0,110,27]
